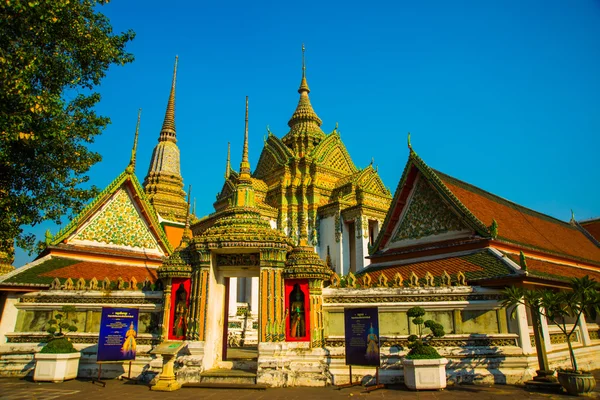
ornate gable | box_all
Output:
[254,134,292,180]
[313,133,357,175]
[70,187,162,252]
[391,176,468,243]
[51,171,172,256]
[356,166,391,197]
[371,150,491,255]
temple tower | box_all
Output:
[143,57,188,223]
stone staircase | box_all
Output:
[184,347,265,389]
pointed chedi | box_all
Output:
[143,56,188,223]
[282,44,325,157]
[233,96,256,208]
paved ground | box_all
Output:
[1,371,599,400]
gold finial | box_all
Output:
[127,109,141,174]
[239,96,251,178]
[302,43,306,76]
[298,43,310,93]
[225,142,231,179]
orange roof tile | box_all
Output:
[505,254,600,283]
[40,261,158,282]
[581,219,600,242]
[362,250,516,284]
[438,173,600,264]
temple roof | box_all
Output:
[580,218,600,242]
[436,171,600,265]
[282,45,326,156]
[372,149,600,267]
[504,252,600,283]
[49,169,172,256]
[0,254,158,288]
[360,249,517,285]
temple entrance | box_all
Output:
[222,276,259,362]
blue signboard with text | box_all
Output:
[97,307,139,362]
[344,307,380,366]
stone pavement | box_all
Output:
[1,372,599,400]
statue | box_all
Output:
[173,283,188,338]
[289,284,305,338]
[121,322,137,356]
[365,323,379,361]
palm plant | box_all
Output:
[502,276,600,372]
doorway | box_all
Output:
[222,275,259,362]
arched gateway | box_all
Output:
[157,97,331,381]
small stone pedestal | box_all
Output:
[150,341,185,392]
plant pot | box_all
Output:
[557,371,596,396]
[402,358,447,390]
[34,352,81,382]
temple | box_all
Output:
[0,49,599,387]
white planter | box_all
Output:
[34,352,81,382]
[402,357,447,390]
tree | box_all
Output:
[502,276,600,372]
[0,0,135,257]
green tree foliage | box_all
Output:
[0,0,134,255]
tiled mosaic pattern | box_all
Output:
[73,189,159,249]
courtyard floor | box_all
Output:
[1,371,599,400]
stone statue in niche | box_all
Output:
[289,283,306,338]
[173,283,188,337]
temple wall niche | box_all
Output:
[462,309,500,334]
[317,215,339,271]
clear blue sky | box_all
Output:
[14,0,600,267]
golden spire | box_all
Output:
[160,56,178,142]
[283,44,325,154]
[225,142,231,179]
[239,96,251,180]
[127,108,141,174]
[299,43,310,93]
[232,96,256,208]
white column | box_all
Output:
[539,308,553,352]
[578,314,592,346]
[250,277,259,316]
[0,294,19,344]
[228,277,238,317]
[515,303,534,354]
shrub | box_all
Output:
[40,337,77,354]
[405,306,445,360]
[40,305,80,354]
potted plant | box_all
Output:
[402,306,447,390]
[503,276,599,396]
[34,305,81,382]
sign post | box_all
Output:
[336,307,385,391]
[94,307,139,386]
[149,341,186,392]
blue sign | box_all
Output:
[344,307,380,366]
[97,307,139,362]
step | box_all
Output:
[183,382,267,390]
[200,368,257,385]
[217,360,257,371]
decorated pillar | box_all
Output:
[259,248,288,342]
[187,250,210,341]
